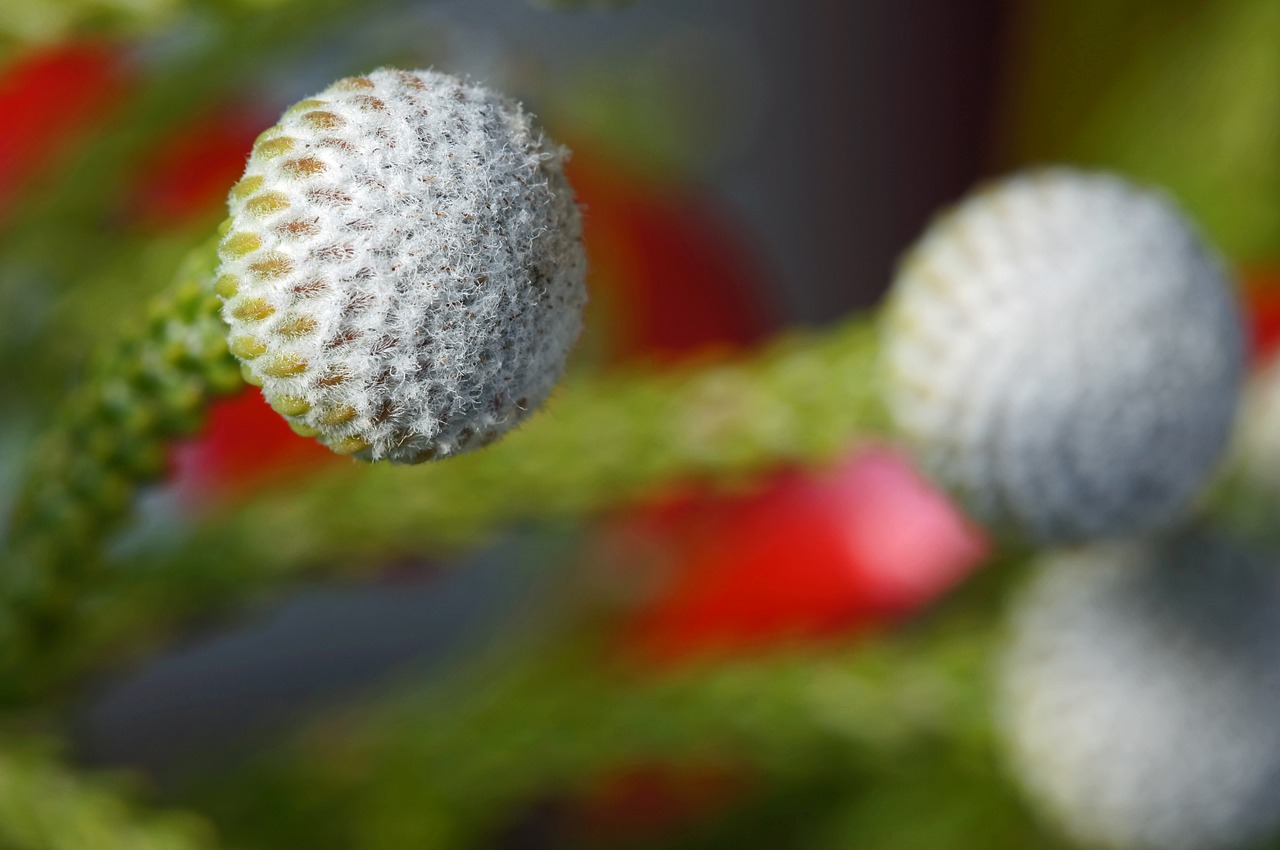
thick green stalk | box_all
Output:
[183,620,993,850]
[2,311,891,704]
[0,0,407,414]
[208,313,890,563]
[0,237,238,700]
[0,741,219,850]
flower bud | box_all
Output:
[217,68,587,463]
[885,169,1244,541]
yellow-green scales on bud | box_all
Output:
[217,68,587,463]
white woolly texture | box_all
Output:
[884,169,1244,542]
[998,534,1280,850]
[215,68,586,463]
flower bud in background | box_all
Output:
[997,532,1280,850]
[217,68,587,463]
[884,169,1244,543]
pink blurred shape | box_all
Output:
[622,447,989,661]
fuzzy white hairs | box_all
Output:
[998,534,1280,850]
[884,169,1244,542]
[216,68,587,463]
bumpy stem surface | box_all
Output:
[1,236,238,700]
[2,308,890,703]
[186,619,993,850]
[213,313,891,561]
[0,741,219,850]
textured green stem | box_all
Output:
[0,741,219,850]
[0,0,407,414]
[3,304,888,705]
[0,237,238,701]
[183,618,993,850]
[6,312,890,705]
[210,313,890,563]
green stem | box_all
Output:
[142,316,886,634]
[0,741,220,850]
[0,237,238,701]
[183,619,992,850]
[5,311,890,705]
[210,313,891,563]
[2,307,892,712]
[0,0,405,412]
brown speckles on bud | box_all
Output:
[217,68,585,464]
[335,76,375,91]
[306,187,353,207]
[248,253,294,280]
[352,95,387,113]
[276,218,321,239]
[282,156,327,178]
[255,136,296,159]
[260,353,309,378]
[300,111,345,131]
[292,278,329,298]
[315,404,358,426]
[276,315,319,337]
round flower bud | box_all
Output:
[884,169,1244,542]
[216,68,586,463]
[997,533,1280,850]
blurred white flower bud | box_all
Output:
[998,532,1280,850]
[885,169,1244,542]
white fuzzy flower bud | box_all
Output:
[998,533,1280,850]
[216,68,586,463]
[884,169,1244,542]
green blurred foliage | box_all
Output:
[1002,0,1280,261]
[0,741,217,850]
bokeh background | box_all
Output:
[3,1,1280,848]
